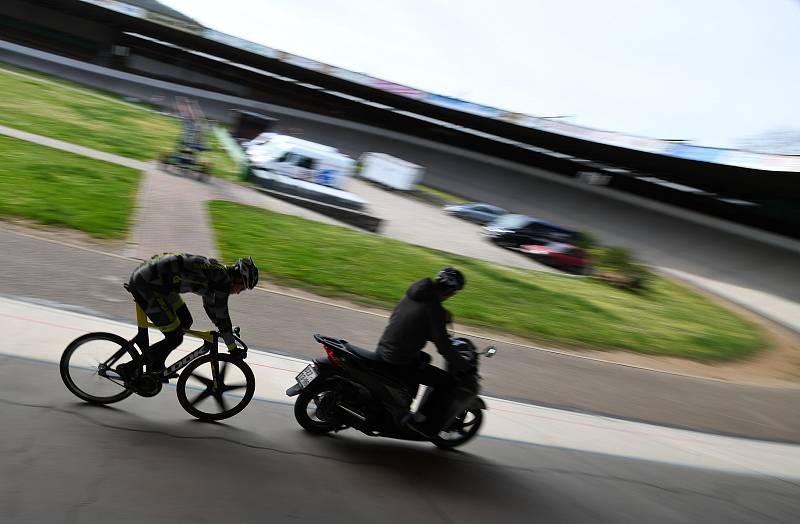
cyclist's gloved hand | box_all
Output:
[223,331,247,359]
[228,342,247,360]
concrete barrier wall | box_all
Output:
[252,187,382,233]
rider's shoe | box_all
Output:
[146,358,173,383]
[406,420,439,439]
[402,412,438,439]
[114,361,141,382]
[229,347,247,360]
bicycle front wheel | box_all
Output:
[176,354,256,421]
[60,332,138,404]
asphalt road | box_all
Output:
[2,229,799,443]
[2,356,798,524]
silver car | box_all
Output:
[444,202,508,225]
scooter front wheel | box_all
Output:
[432,406,483,449]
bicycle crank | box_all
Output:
[132,374,163,397]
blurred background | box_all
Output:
[0,1,799,522]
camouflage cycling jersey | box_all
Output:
[128,253,237,348]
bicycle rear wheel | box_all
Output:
[176,354,256,421]
[60,332,138,404]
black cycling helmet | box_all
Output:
[435,267,465,292]
[234,256,259,289]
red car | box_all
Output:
[519,242,589,273]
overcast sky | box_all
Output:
[160,0,800,149]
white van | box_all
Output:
[242,132,276,150]
[357,152,424,190]
[247,135,354,189]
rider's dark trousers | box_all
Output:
[392,363,455,429]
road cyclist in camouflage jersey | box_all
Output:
[116,253,259,382]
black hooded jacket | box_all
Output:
[376,278,462,369]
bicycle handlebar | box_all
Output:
[204,327,248,351]
[233,332,248,351]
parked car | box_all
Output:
[444,202,508,224]
[519,242,589,273]
[483,214,577,247]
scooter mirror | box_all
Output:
[484,346,497,357]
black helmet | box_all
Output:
[435,267,465,291]
[234,256,259,289]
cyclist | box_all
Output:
[117,253,258,381]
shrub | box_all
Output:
[589,246,651,290]
[573,230,597,250]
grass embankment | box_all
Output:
[414,184,470,204]
[209,200,765,361]
[0,135,140,238]
[0,63,179,160]
[206,128,243,181]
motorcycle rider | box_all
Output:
[117,253,259,381]
[376,267,470,437]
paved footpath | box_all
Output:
[347,178,555,272]
[127,162,220,259]
[0,124,147,170]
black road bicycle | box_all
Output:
[60,303,256,421]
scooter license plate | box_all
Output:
[296,364,318,388]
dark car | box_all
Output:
[444,202,508,224]
[483,214,576,247]
[519,242,590,273]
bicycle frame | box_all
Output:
[103,304,224,389]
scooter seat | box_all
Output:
[338,342,419,405]
[344,343,381,361]
[345,343,406,377]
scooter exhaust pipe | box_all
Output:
[336,403,366,422]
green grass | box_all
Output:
[0,63,180,161]
[0,135,140,238]
[206,128,244,181]
[415,184,470,204]
[209,200,766,361]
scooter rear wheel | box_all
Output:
[294,381,344,434]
